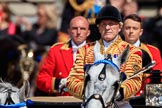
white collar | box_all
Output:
[133,39,140,47]
[103,40,111,48]
[71,40,86,49]
[103,36,118,48]
[71,40,86,61]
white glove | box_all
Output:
[58,78,67,93]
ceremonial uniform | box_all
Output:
[135,43,162,96]
[36,41,74,96]
[67,36,143,100]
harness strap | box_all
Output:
[98,64,107,81]
[110,81,121,108]
[82,94,106,108]
[94,60,120,72]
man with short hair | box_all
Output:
[36,16,90,96]
[122,14,162,97]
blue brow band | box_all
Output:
[93,60,120,72]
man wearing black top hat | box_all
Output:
[67,5,143,108]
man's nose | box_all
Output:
[129,28,134,33]
[105,24,111,29]
[77,28,81,34]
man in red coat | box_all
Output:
[122,14,162,97]
[36,16,90,96]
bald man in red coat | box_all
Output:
[36,16,90,96]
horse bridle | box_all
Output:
[82,55,121,108]
[82,94,106,108]
[18,45,34,81]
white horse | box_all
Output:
[82,41,130,108]
[0,79,30,107]
[82,41,156,108]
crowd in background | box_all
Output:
[0,0,162,97]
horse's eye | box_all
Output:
[85,74,90,82]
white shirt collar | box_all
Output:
[103,36,118,50]
[71,40,86,49]
[71,40,86,61]
[103,40,111,48]
[133,39,140,47]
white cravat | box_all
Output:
[71,40,86,61]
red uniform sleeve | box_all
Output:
[36,48,56,93]
[149,46,162,71]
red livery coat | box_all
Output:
[36,41,73,96]
[136,43,162,96]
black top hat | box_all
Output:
[96,5,122,24]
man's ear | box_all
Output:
[118,22,123,32]
[87,29,90,37]
[139,28,143,37]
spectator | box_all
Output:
[122,0,139,18]
[0,2,17,36]
[109,0,126,12]
[67,5,143,107]
[18,4,58,62]
[122,14,162,98]
[36,16,90,96]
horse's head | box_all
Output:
[0,79,30,105]
[82,41,130,108]
[0,35,35,89]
